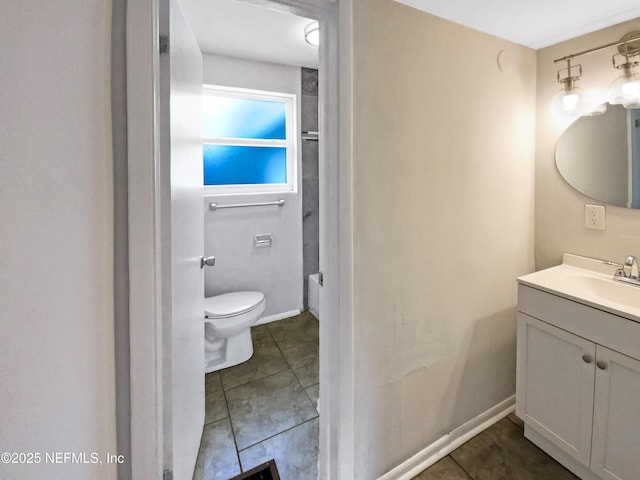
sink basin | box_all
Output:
[517,253,640,322]
[572,275,640,309]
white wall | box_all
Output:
[202,54,303,318]
[0,1,117,479]
[536,17,640,270]
[350,0,536,477]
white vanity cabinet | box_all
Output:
[590,345,640,480]
[516,282,640,480]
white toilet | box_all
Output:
[204,291,266,373]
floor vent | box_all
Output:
[228,459,280,480]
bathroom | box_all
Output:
[190,0,640,476]
[181,1,324,478]
[4,1,640,480]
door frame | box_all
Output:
[124,0,355,478]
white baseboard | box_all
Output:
[377,395,516,480]
[308,305,320,320]
[256,309,302,325]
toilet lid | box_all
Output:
[204,291,265,319]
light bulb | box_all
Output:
[562,93,580,112]
[553,86,591,116]
[608,66,640,108]
[621,80,640,97]
[620,80,640,108]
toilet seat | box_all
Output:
[204,291,266,339]
[204,291,265,319]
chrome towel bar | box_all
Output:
[209,199,285,211]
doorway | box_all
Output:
[189,10,321,472]
[124,0,351,479]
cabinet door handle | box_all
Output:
[596,360,608,370]
[582,354,593,364]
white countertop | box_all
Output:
[517,253,640,323]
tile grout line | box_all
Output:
[448,454,476,480]
[266,311,319,351]
[226,317,314,471]
[265,317,319,401]
[223,366,291,395]
[218,325,289,392]
[302,382,319,414]
[205,314,320,475]
[219,374,244,473]
[228,369,319,453]
[236,415,320,454]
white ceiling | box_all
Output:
[395,0,640,49]
[180,0,640,69]
[180,0,319,69]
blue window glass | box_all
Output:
[203,145,287,185]
[203,96,286,140]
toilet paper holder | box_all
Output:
[254,234,273,248]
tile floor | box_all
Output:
[194,311,577,480]
[193,311,319,480]
[411,414,579,480]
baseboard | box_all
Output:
[308,305,320,320]
[256,309,302,325]
[377,395,516,480]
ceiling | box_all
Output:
[180,0,640,69]
[395,0,640,49]
[180,0,319,68]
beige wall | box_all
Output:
[0,1,117,479]
[351,0,536,476]
[536,18,640,269]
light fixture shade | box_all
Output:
[553,86,593,116]
[608,68,640,108]
[304,22,319,47]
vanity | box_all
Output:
[516,253,640,480]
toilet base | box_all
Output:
[205,326,254,373]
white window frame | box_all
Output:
[202,84,297,195]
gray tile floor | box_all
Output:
[194,311,319,480]
[412,414,579,480]
[194,312,577,480]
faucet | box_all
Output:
[625,255,639,280]
[612,255,640,285]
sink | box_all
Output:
[517,253,640,322]
[572,275,640,309]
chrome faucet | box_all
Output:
[625,255,639,280]
[612,255,640,286]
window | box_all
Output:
[202,85,297,194]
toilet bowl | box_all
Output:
[204,291,265,373]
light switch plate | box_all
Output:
[585,204,605,230]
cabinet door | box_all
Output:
[591,346,640,480]
[516,313,596,466]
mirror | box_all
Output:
[556,104,640,208]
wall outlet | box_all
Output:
[585,204,605,230]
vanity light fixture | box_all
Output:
[554,60,594,116]
[554,31,640,117]
[304,21,319,47]
[608,32,640,108]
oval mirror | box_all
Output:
[555,104,640,208]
